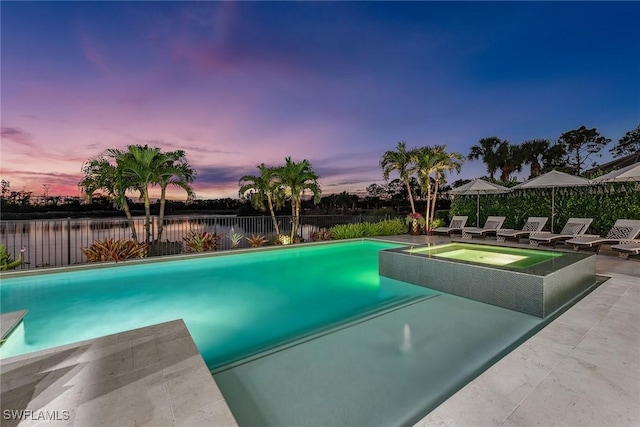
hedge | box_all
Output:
[450,182,640,236]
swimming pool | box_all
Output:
[0,240,433,369]
[1,238,599,426]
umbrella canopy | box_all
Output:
[450,179,510,227]
[590,162,640,182]
[513,170,590,232]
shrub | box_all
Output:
[275,234,303,245]
[405,212,426,226]
[329,218,407,240]
[228,227,244,249]
[376,217,407,235]
[1,244,21,270]
[276,234,293,245]
[310,230,332,241]
[246,234,268,247]
[329,223,365,239]
[183,231,221,253]
[82,239,147,263]
[428,218,445,231]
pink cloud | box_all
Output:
[1,127,36,147]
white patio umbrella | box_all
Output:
[590,162,640,182]
[513,170,590,232]
[450,179,510,227]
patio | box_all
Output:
[385,234,640,426]
[0,235,638,426]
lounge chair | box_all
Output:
[433,216,468,236]
[611,240,640,259]
[528,218,593,247]
[496,217,548,243]
[461,216,506,240]
[566,219,640,253]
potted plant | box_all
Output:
[405,213,426,235]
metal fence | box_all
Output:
[0,214,394,270]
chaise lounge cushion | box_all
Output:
[528,218,594,246]
[561,223,585,236]
[605,226,633,240]
[566,219,640,252]
[483,221,500,230]
[449,219,464,229]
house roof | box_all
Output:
[585,151,640,176]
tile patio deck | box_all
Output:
[0,235,637,426]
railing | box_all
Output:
[0,214,394,270]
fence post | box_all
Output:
[67,217,72,265]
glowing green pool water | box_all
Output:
[406,243,563,268]
[0,240,433,369]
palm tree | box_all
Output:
[380,141,417,214]
[276,157,321,240]
[79,153,139,241]
[468,137,502,181]
[411,146,440,231]
[239,163,285,236]
[521,139,551,178]
[429,146,464,224]
[113,145,162,243]
[495,141,523,182]
[154,150,196,241]
[411,146,463,230]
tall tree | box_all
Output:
[468,137,502,181]
[239,163,285,236]
[496,141,523,182]
[610,124,640,158]
[112,145,163,243]
[154,150,196,241]
[380,141,417,214]
[1,180,10,201]
[413,146,464,229]
[411,146,439,231]
[276,157,321,240]
[557,126,611,175]
[79,154,139,241]
[521,139,551,178]
[429,146,464,224]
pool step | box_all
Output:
[0,310,27,346]
[210,293,439,374]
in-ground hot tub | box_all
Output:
[379,243,597,318]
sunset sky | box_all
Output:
[1,1,638,200]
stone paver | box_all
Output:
[394,235,640,427]
[0,320,237,427]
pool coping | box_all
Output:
[0,319,238,427]
[1,310,27,342]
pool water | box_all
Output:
[406,243,564,269]
[0,240,434,369]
